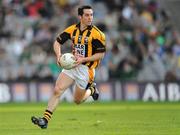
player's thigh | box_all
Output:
[55,72,74,91]
[74,85,86,101]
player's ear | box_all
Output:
[78,15,82,20]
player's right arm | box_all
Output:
[53,40,62,66]
[54,25,75,66]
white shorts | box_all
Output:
[62,64,95,90]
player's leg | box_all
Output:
[73,85,91,104]
[46,72,74,112]
[87,68,99,100]
[88,82,99,100]
[73,82,99,104]
[73,65,99,104]
[31,72,74,129]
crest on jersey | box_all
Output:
[84,37,88,44]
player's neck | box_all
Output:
[80,23,88,31]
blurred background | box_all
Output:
[0,0,180,103]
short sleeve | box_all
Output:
[92,31,106,53]
[56,25,75,44]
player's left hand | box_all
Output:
[73,57,86,67]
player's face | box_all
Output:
[81,9,93,26]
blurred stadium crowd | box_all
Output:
[0,0,180,82]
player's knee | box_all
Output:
[74,99,82,105]
[53,85,64,97]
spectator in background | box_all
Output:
[0,0,180,82]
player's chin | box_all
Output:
[87,22,92,26]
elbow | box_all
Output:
[100,52,105,59]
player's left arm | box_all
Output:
[82,52,105,62]
[75,52,105,66]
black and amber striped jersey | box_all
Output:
[56,23,106,69]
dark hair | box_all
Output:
[78,5,92,16]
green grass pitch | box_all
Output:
[0,101,180,135]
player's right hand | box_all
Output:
[57,54,62,66]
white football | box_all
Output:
[59,53,76,70]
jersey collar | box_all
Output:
[76,23,93,31]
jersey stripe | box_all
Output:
[88,68,95,83]
[72,29,77,43]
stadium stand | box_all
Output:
[0,0,180,82]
